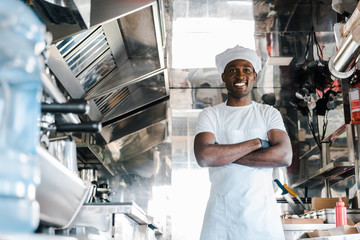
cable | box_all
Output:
[308,115,321,149]
[313,31,324,63]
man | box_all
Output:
[194,45,292,240]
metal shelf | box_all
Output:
[299,124,346,161]
[292,161,354,189]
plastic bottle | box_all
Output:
[349,87,360,122]
[335,197,347,227]
[0,0,46,233]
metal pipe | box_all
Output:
[329,25,360,79]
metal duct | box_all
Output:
[43,2,168,175]
[329,25,360,79]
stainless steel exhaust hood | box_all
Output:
[40,1,169,174]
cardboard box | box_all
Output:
[282,218,324,224]
[311,197,348,210]
[301,225,359,239]
[306,230,330,238]
[328,225,358,236]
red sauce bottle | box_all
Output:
[335,197,347,227]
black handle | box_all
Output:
[42,100,89,114]
[55,122,102,133]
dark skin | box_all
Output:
[194,59,292,168]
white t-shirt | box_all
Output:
[196,101,287,240]
[196,101,286,140]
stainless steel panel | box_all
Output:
[55,26,116,92]
[48,44,86,99]
[47,3,168,127]
[100,71,168,123]
[93,87,131,117]
[36,146,91,229]
[105,120,167,162]
[114,214,148,240]
[119,6,158,59]
[72,202,150,239]
[79,202,148,224]
[85,60,163,100]
[102,20,128,66]
[101,101,168,143]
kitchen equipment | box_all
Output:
[283,184,308,210]
[48,136,78,176]
[319,208,360,224]
[80,168,98,183]
[36,146,91,229]
[80,168,98,203]
[47,122,102,133]
[96,183,112,203]
[274,179,303,215]
[41,100,90,114]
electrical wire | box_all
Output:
[304,30,312,62]
[313,31,324,63]
[308,121,321,149]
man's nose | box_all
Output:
[236,70,245,78]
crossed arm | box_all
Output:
[193,129,292,168]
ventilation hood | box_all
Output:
[39,1,169,175]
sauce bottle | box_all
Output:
[335,197,347,227]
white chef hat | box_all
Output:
[215,45,262,74]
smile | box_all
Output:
[235,82,246,87]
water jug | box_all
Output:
[0,0,46,233]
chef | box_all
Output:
[193,45,293,240]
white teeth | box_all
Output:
[235,83,245,86]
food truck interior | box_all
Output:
[3,0,360,239]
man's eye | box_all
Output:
[244,69,252,73]
[229,69,236,73]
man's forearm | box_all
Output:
[195,138,262,167]
[233,143,292,167]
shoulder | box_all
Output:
[200,102,224,116]
[252,101,279,112]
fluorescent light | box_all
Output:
[266,56,293,66]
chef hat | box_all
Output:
[215,45,262,74]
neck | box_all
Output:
[226,95,252,106]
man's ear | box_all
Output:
[253,72,257,81]
[221,73,225,82]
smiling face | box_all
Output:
[222,59,257,106]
